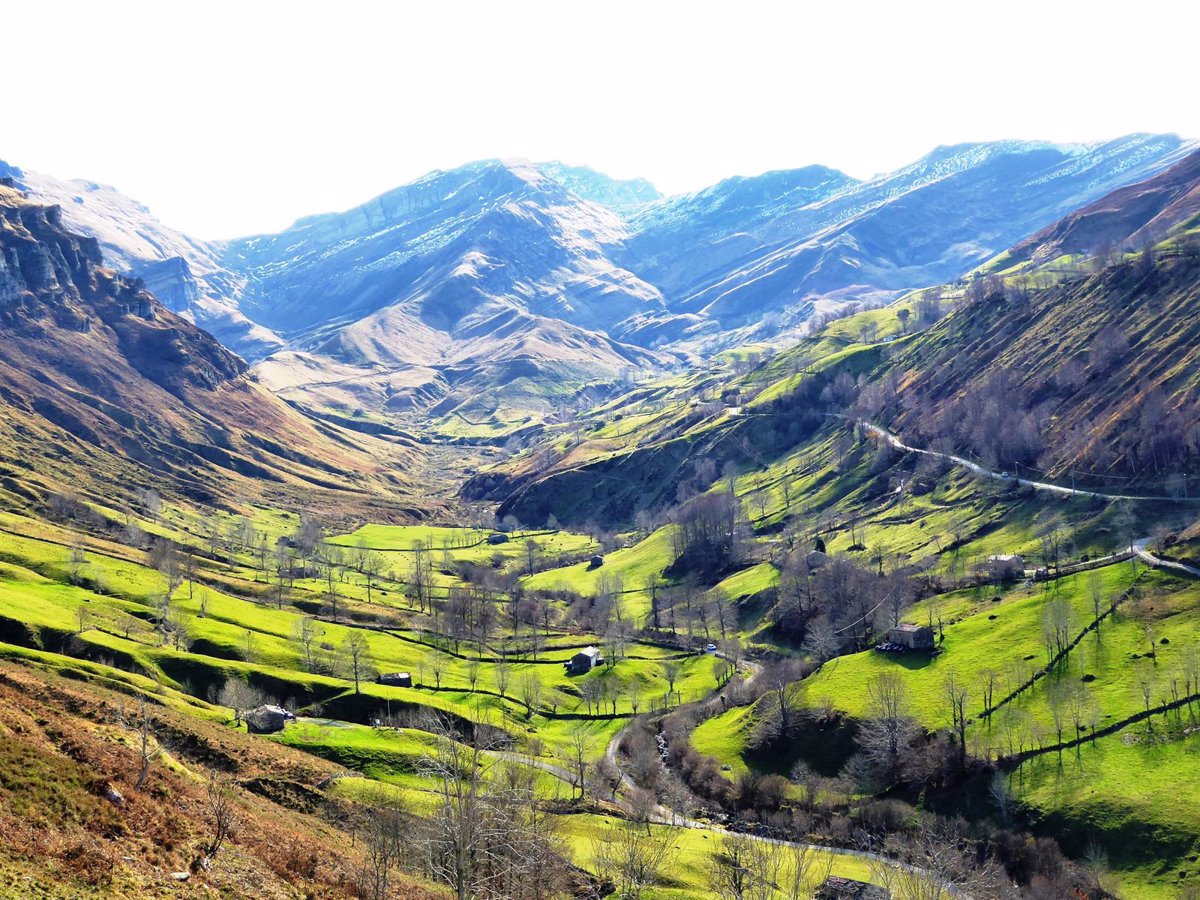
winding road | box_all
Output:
[852,418,1199,579]
[854,419,1167,501]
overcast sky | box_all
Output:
[6,0,1197,238]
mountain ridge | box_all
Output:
[8,135,1197,438]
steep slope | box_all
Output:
[474,151,1200,526]
[226,159,663,337]
[628,135,1198,342]
[225,160,666,428]
[0,160,283,359]
[537,161,662,212]
[0,660,440,900]
[0,180,416,515]
[884,250,1200,485]
[993,147,1200,270]
[9,135,1194,428]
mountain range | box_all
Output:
[3,133,1196,435]
[474,146,1200,526]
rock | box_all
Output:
[169,871,190,882]
[104,784,125,806]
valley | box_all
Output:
[0,137,1198,900]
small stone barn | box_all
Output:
[377,672,412,687]
[245,704,294,734]
[887,622,936,651]
[987,554,1025,580]
[816,875,891,899]
[566,646,603,674]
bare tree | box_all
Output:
[564,722,590,800]
[494,660,511,699]
[361,550,384,604]
[708,832,778,900]
[518,671,542,718]
[1041,596,1074,664]
[215,678,266,727]
[132,697,162,790]
[779,842,834,900]
[68,542,87,585]
[1088,569,1105,625]
[340,631,374,694]
[294,617,323,673]
[764,659,804,740]
[662,660,682,705]
[592,821,677,900]
[860,672,918,782]
[357,800,407,900]
[942,671,969,765]
[524,538,541,576]
[414,713,566,900]
[201,774,236,867]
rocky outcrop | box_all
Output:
[0,184,246,395]
[0,183,416,514]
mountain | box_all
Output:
[536,161,662,212]
[7,136,1195,438]
[471,151,1200,526]
[993,147,1200,271]
[622,135,1199,344]
[224,159,666,429]
[0,179,414,514]
[0,160,283,359]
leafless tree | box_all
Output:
[860,672,918,782]
[357,799,407,900]
[466,658,481,693]
[202,774,236,867]
[779,842,834,900]
[592,821,677,900]
[764,659,804,739]
[132,697,162,790]
[413,713,567,900]
[215,678,266,727]
[360,550,385,604]
[294,617,323,673]
[518,671,542,718]
[494,660,511,699]
[68,542,87,585]
[1088,569,1105,625]
[801,617,840,663]
[708,832,778,900]
[340,631,374,694]
[942,671,969,765]
[563,722,590,800]
[1041,596,1073,664]
[662,660,682,705]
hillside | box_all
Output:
[0,180,421,518]
[0,658,439,900]
[883,251,1200,485]
[0,160,284,359]
[991,147,1200,272]
[2,141,1200,900]
[624,135,1199,346]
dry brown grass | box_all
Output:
[0,662,441,899]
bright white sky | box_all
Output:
[6,0,1197,238]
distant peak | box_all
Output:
[534,161,662,210]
